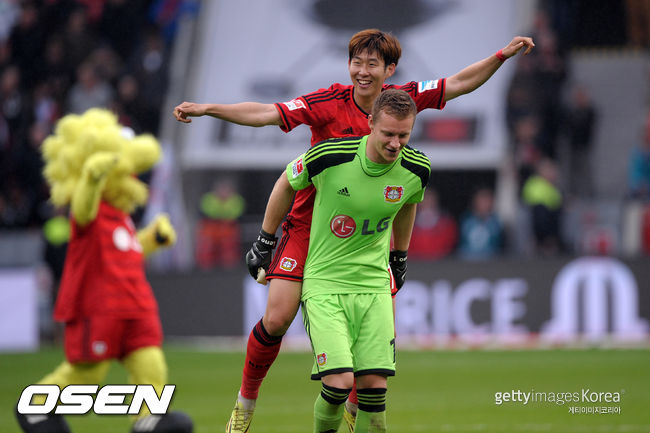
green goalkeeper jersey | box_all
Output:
[286,135,430,300]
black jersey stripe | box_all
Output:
[400,158,430,188]
[306,90,349,102]
[305,146,358,167]
[402,147,430,166]
[307,137,361,152]
[274,102,292,131]
[310,135,365,148]
[436,78,446,108]
[303,88,341,102]
[398,81,417,95]
[306,138,361,153]
[305,91,350,106]
[304,88,348,104]
[306,151,358,181]
[402,145,429,161]
[402,152,429,166]
[402,157,430,171]
[305,137,362,161]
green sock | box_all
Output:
[313,383,351,433]
[355,388,387,433]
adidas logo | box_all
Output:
[341,127,354,135]
[337,187,350,197]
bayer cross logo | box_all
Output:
[330,215,356,238]
[384,185,404,203]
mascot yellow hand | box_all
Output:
[84,152,121,182]
[137,213,177,258]
[153,213,177,247]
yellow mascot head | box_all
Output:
[42,108,161,215]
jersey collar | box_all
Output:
[358,135,400,177]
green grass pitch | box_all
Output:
[1,346,649,432]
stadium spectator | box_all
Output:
[61,6,96,69]
[530,10,567,159]
[0,2,174,231]
[8,1,44,89]
[512,114,543,189]
[113,73,144,130]
[126,25,169,134]
[458,187,503,260]
[522,158,564,255]
[409,188,458,260]
[1,63,28,143]
[506,11,567,189]
[37,35,72,105]
[66,61,114,114]
[195,178,245,269]
[562,85,597,198]
[628,121,650,200]
[626,0,650,47]
[174,29,534,433]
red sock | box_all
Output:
[348,380,358,405]
[240,319,283,399]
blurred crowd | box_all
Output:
[2,0,650,269]
[0,0,182,229]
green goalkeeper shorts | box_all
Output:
[301,293,395,380]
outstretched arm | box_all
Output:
[173,101,282,126]
[444,36,535,102]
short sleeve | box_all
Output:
[406,187,426,204]
[275,85,340,133]
[395,79,447,112]
[286,154,311,190]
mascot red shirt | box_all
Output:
[55,201,158,321]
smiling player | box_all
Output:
[174,29,534,433]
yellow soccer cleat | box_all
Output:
[342,405,356,433]
[225,400,255,433]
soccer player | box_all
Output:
[256,88,425,433]
[173,29,534,432]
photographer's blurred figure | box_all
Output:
[522,158,564,255]
[195,178,245,269]
[459,187,503,260]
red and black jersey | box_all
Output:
[274,79,446,226]
[54,201,158,321]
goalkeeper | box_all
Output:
[247,89,427,433]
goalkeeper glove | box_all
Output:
[245,229,278,280]
[389,250,408,294]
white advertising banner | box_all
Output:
[0,268,38,351]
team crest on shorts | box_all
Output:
[280,257,297,272]
[317,352,327,366]
[384,186,404,203]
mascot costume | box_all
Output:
[16,109,192,433]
